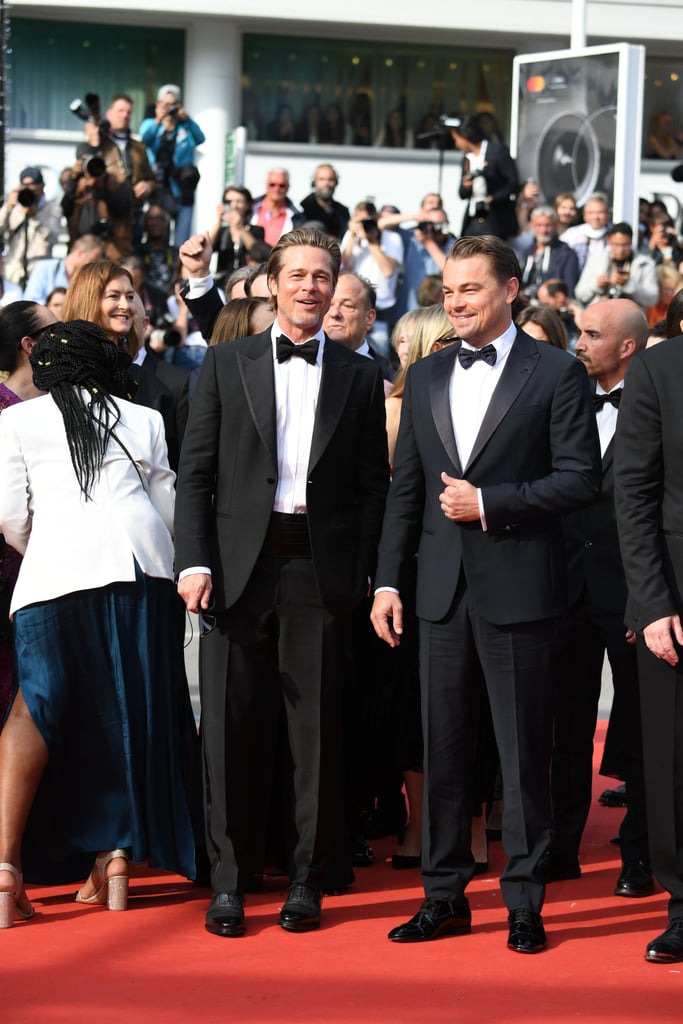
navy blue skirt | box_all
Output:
[13,566,197,884]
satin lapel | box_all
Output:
[235,330,277,462]
[464,331,539,473]
[430,344,462,475]
[308,339,355,473]
[602,436,614,473]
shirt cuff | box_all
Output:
[178,566,212,581]
[185,275,213,298]
[477,488,488,532]
[374,586,400,596]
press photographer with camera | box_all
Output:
[377,193,455,318]
[0,168,61,287]
[448,115,519,240]
[340,200,404,353]
[576,222,659,309]
[69,92,155,259]
[139,85,205,247]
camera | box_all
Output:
[361,217,379,239]
[417,221,441,234]
[69,92,108,131]
[439,115,462,129]
[83,155,106,179]
[17,187,37,208]
[166,104,180,118]
[150,311,181,349]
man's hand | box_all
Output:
[643,614,683,666]
[370,591,403,647]
[440,473,480,522]
[133,180,154,201]
[179,232,213,277]
[177,573,213,614]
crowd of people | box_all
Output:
[2,91,683,967]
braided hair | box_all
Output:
[30,320,137,500]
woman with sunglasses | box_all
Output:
[0,319,196,928]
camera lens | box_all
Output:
[17,187,37,208]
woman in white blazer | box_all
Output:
[0,320,196,928]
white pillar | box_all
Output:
[183,17,240,236]
[570,0,587,49]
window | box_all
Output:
[241,34,514,148]
[8,18,185,131]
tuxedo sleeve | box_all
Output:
[614,355,673,627]
[374,370,426,588]
[183,285,225,342]
[174,346,222,573]
[481,356,601,529]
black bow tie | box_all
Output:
[276,335,319,366]
[458,343,497,369]
[593,390,621,411]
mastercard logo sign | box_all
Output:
[526,76,546,93]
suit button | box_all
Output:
[584,541,592,548]
[266,477,276,485]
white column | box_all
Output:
[183,17,240,236]
[570,0,587,49]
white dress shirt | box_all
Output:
[271,321,325,513]
[594,379,623,457]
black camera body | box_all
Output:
[69,93,109,132]
[17,187,37,209]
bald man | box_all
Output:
[538,299,652,902]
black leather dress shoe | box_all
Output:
[507,909,547,953]
[278,884,322,932]
[599,783,627,807]
[205,891,245,937]
[391,853,421,870]
[645,919,683,963]
[534,850,581,883]
[614,860,655,898]
[388,898,472,942]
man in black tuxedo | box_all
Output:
[174,228,389,937]
[323,272,395,390]
[538,299,651,897]
[371,235,601,953]
[615,332,683,963]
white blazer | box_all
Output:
[0,391,176,615]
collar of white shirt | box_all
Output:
[459,320,517,361]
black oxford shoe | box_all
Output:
[388,898,472,942]
[278,884,322,932]
[507,909,547,953]
[614,860,655,898]
[205,891,245,937]
[645,919,683,963]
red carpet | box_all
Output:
[4,723,680,1023]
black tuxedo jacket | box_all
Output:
[615,338,683,631]
[129,361,183,472]
[174,330,389,615]
[459,141,519,239]
[564,385,626,615]
[376,330,601,625]
[182,284,223,343]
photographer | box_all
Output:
[340,201,403,353]
[645,210,683,267]
[378,193,455,317]
[576,222,659,310]
[0,168,61,286]
[139,85,205,247]
[449,115,519,240]
[71,92,155,258]
[61,151,133,258]
[209,186,265,283]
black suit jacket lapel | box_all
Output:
[465,330,539,473]
[430,345,462,475]
[235,329,277,463]
[308,338,355,473]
